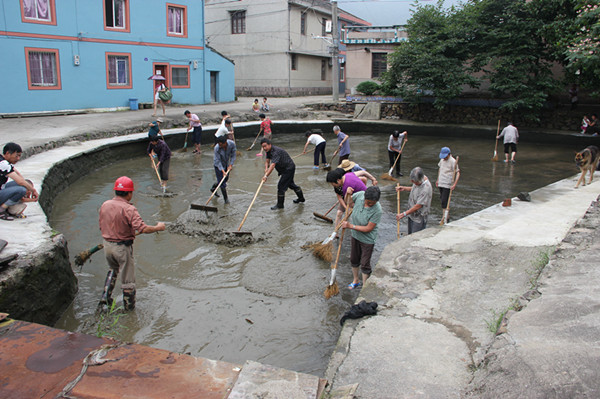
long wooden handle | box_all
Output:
[292,153,305,159]
[388,139,407,174]
[205,169,230,205]
[332,226,346,270]
[396,183,401,239]
[237,179,265,231]
[440,156,460,225]
[150,155,162,185]
[494,119,501,151]
[247,130,262,150]
[323,201,338,217]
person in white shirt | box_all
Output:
[497,122,519,163]
[436,147,460,221]
[302,131,329,169]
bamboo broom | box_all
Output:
[381,139,407,181]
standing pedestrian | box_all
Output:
[211,135,236,204]
[436,147,460,222]
[184,110,202,154]
[261,138,305,209]
[332,125,350,164]
[302,130,329,169]
[147,134,172,193]
[388,130,408,177]
[256,113,272,157]
[396,167,432,235]
[497,122,519,164]
[341,186,382,289]
[152,80,166,117]
[215,118,232,143]
[98,176,165,310]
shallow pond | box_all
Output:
[51,131,580,376]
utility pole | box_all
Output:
[331,0,339,102]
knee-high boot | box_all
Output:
[210,182,220,197]
[99,270,117,308]
[271,193,285,210]
[220,186,229,204]
[123,289,136,311]
[293,187,305,203]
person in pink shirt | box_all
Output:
[256,113,272,157]
[98,176,165,311]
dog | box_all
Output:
[575,145,600,188]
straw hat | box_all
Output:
[340,160,356,171]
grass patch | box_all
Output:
[96,301,126,339]
[527,249,552,289]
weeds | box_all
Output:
[485,297,519,334]
[96,301,126,339]
[527,249,552,289]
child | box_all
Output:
[581,115,590,134]
[252,99,260,112]
[256,113,272,157]
[260,97,271,112]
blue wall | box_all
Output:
[0,0,234,113]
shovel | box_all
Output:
[190,169,230,213]
[150,154,163,186]
[179,130,190,152]
[246,130,262,151]
[232,179,264,236]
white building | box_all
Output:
[205,0,369,96]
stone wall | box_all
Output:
[235,87,332,97]
[0,235,77,326]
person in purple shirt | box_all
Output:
[147,134,172,193]
[326,167,367,230]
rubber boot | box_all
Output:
[98,270,117,308]
[221,187,229,204]
[270,193,285,210]
[123,289,136,311]
[292,188,305,204]
[210,183,220,197]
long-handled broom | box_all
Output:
[324,225,347,299]
[492,119,500,162]
[178,130,190,152]
[313,201,338,223]
[304,195,352,262]
[381,140,407,181]
[396,183,401,239]
[440,156,459,226]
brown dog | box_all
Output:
[575,145,600,188]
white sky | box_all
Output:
[338,0,463,26]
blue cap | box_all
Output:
[439,147,451,159]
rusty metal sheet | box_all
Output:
[0,320,241,399]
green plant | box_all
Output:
[96,301,126,339]
[485,297,519,334]
[356,81,380,96]
[527,249,551,288]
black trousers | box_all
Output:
[278,166,300,195]
[314,142,327,165]
[388,150,401,174]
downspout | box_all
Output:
[287,3,291,96]
[202,0,207,103]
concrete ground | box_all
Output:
[2,98,600,398]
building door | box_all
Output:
[153,63,170,96]
[210,71,218,103]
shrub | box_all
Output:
[356,81,380,96]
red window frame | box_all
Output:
[103,0,130,33]
[25,47,61,90]
[166,3,188,38]
[170,65,190,88]
[20,0,56,25]
[105,52,133,89]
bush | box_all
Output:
[356,81,380,96]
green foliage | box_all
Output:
[356,81,380,95]
[96,301,126,339]
[527,249,552,288]
[380,0,589,118]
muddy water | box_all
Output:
[51,131,579,376]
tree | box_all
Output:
[565,1,600,95]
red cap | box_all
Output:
[114,176,134,192]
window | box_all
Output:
[231,10,245,34]
[104,0,129,32]
[171,66,190,88]
[372,53,387,78]
[106,53,132,89]
[25,48,61,90]
[167,4,187,37]
[321,60,326,81]
[301,13,306,35]
[322,18,327,36]
[291,54,297,70]
[21,0,56,25]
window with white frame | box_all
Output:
[22,0,54,23]
[105,0,127,30]
[28,50,58,87]
[107,54,130,87]
[167,4,187,36]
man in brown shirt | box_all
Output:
[98,176,165,310]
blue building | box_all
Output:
[1,0,234,114]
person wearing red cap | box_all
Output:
[98,176,165,310]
